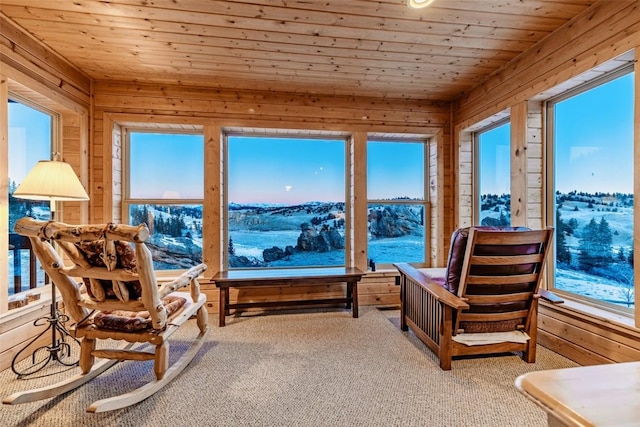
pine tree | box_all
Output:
[556,210,571,264]
[577,216,613,271]
[617,247,625,262]
[228,237,236,256]
[577,218,598,271]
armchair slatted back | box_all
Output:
[454,227,553,335]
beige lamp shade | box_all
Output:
[13,160,89,202]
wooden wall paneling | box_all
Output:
[203,123,221,275]
[457,131,473,228]
[442,112,454,242]
[100,114,117,223]
[539,304,640,365]
[352,132,368,271]
[455,1,638,128]
[0,303,52,370]
[526,101,544,229]
[92,82,449,134]
[537,329,612,366]
[430,130,445,266]
[90,112,104,222]
[429,139,438,264]
[0,74,8,315]
[111,122,122,223]
[540,314,638,363]
[60,111,89,224]
[510,102,528,227]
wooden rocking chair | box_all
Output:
[3,217,209,412]
[395,226,559,370]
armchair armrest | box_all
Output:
[394,263,469,310]
[539,289,564,305]
[158,263,208,298]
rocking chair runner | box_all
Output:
[3,217,209,413]
[395,226,559,370]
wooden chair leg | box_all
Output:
[523,339,537,363]
[80,338,96,374]
[196,306,208,333]
[154,341,170,380]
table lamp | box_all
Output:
[11,160,89,377]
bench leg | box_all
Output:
[351,281,358,318]
[218,288,227,327]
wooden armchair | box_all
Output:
[395,226,558,370]
[4,218,209,412]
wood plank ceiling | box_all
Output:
[0,0,595,101]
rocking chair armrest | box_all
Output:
[158,263,208,298]
[394,263,469,310]
[539,289,564,305]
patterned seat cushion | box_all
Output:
[92,295,187,332]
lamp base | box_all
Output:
[10,287,80,378]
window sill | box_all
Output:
[541,296,638,332]
[1,286,52,323]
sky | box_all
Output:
[554,72,634,194]
[479,123,511,196]
[228,136,345,204]
[8,102,52,184]
[227,137,425,204]
[479,71,634,195]
[129,132,204,199]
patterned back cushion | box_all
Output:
[76,240,142,300]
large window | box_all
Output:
[7,98,53,296]
[226,135,346,269]
[476,121,511,226]
[124,131,204,270]
[548,67,634,310]
[367,140,427,266]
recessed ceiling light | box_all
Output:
[407,0,436,9]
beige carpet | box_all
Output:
[1,307,576,427]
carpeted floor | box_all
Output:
[0,307,577,427]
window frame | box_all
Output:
[222,131,351,270]
[545,63,635,315]
[366,137,431,268]
[122,128,205,273]
[473,117,511,226]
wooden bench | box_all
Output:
[212,267,364,326]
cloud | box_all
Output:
[284,185,292,192]
[570,146,600,162]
